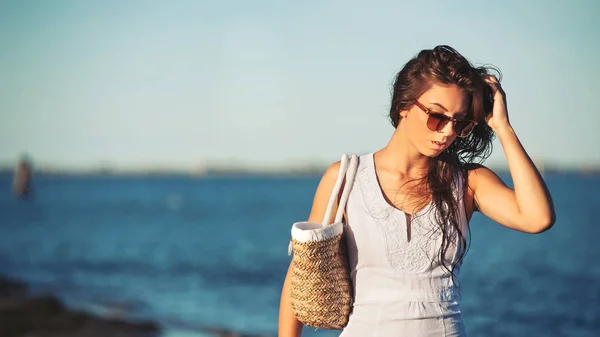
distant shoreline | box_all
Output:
[1,165,599,177]
[0,167,327,178]
[0,164,330,177]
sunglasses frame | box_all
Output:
[413,100,477,138]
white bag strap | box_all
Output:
[287,154,359,255]
[322,154,359,226]
[321,154,349,226]
[334,154,358,224]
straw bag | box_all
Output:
[287,154,359,330]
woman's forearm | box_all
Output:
[278,262,303,337]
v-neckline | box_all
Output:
[369,152,432,217]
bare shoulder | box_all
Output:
[323,160,343,181]
[463,162,510,216]
[464,163,505,189]
[316,160,343,193]
[307,160,343,224]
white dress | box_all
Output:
[340,153,468,337]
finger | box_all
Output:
[484,76,499,84]
[484,80,499,91]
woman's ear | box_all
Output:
[399,108,409,118]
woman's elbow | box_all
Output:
[525,212,556,234]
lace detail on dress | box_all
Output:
[386,212,442,272]
[358,166,392,220]
[358,153,458,273]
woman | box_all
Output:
[278,45,555,336]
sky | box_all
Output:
[1,0,599,171]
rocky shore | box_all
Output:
[0,274,272,337]
[0,274,160,337]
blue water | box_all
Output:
[0,171,598,336]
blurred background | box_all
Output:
[1,0,599,336]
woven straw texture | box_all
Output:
[290,232,353,330]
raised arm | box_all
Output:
[468,76,555,234]
[278,161,341,337]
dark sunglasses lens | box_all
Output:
[427,114,451,132]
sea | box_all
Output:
[0,170,598,337]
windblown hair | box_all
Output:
[389,45,497,287]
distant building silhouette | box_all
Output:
[13,155,33,199]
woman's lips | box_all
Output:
[432,141,447,150]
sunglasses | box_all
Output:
[413,100,477,138]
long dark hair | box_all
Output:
[389,45,497,286]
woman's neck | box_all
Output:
[377,128,431,178]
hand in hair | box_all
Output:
[483,75,510,132]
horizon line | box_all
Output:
[2,160,600,176]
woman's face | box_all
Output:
[400,83,469,158]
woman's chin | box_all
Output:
[421,149,444,158]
